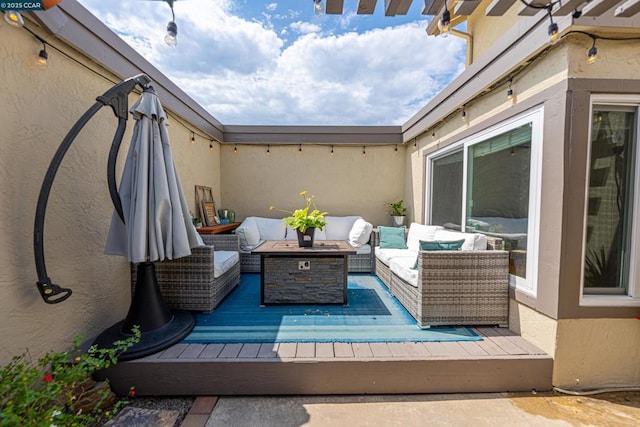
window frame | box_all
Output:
[580,95,640,307]
[425,106,544,296]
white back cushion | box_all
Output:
[434,229,487,250]
[254,217,287,240]
[236,217,260,251]
[349,218,373,248]
[325,216,361,240]
[406,223,443,251]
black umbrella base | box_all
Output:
[93,310,195,362]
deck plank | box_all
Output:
[315,343,334,358]
[238,343,261,358]
[477,328,529,355]
[334,343,355,358]
[158,343,188,359]
[257,343,279,358]
[458,341,489,356]
[178,344,206,359]
[369,342,393,357]
[277,343,297,358]
[352,343,374,358]
[387,342,430,358]
[423,342,469,357]
[199,343,225,359]
[296,343,316,358]
[218,343,243,358]
[494,329,548,354]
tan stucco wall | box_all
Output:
[220,144,406,227]
[404,33,640,388]
[554,319,640,388]
[467,3,522,62]
[0,24,218,364]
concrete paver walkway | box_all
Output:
[184,392,640,427]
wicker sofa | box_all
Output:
[236,216,376,273]
[373,224,509,328]
[131,234,240,312]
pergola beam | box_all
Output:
[615,0,640,17]
[384,0,413,16]
[455,0,482,16]
[486,0,517,16]
[326,0,345,14]
[357,0,378,14]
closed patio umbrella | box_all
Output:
[96,86,198,359]
[33,75,195,361]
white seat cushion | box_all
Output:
[390,257,418,287]
[349,218,373,248]
[213,251,240,278]
[254,217,287,240]
[375,247,418,266]
[355,243,371,255]
[406,223,443,252]
[434,229,487,250]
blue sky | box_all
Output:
[77,0,466,125]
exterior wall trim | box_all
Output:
[223,125,403,144]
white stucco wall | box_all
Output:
[0,24,218,364]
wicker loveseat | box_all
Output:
[131,234,240,312]
[235,216,377,273]
[373,224,509,328]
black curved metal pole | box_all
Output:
[33,74,151,304]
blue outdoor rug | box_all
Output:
[182,274,481,343]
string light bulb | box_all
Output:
[547,8,558,45]
[507,77,514,100]
[362,146,366,157]
[298,144,303,154]
[164,1,178,46]
[209,142,213,152]
[190,131,195,144]
[37,44,48,66]
[588,37,598,64]
[4,10,24,27]
[313,0,324,16]
[330,145,334,156]
[461,105,467,121]
[394,145,398,154]
[234,144,238,154]
[266,145,271,156]
[439,9,451,37]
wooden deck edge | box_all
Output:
[102,357,553,396]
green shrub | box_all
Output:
[0,327,140,426]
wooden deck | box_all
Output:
[101,327,553,396]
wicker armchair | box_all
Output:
[131,234,240,312]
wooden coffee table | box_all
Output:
[252,240,356,306]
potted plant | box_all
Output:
[190,211,203,228]
[385,200,407,227]
[270,190,327,247]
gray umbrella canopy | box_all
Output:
[105,88,200,263]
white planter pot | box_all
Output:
[391,215,405,227]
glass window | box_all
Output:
[583,107,636,295]
[466,124,532,279]
[430,150,463,229]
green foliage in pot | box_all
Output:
[385,200,407,216]
[0,327,140,426]
[270,190,328,233]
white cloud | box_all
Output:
[76,0,465,125]
[266,3,278,12]
[290,21,322,34]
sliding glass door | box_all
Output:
[426,108,542,294]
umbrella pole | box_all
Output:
[93,261,194,361]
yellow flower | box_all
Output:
[269,190,327,233]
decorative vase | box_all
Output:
[297,228,315,247]
[391,215,406,227]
